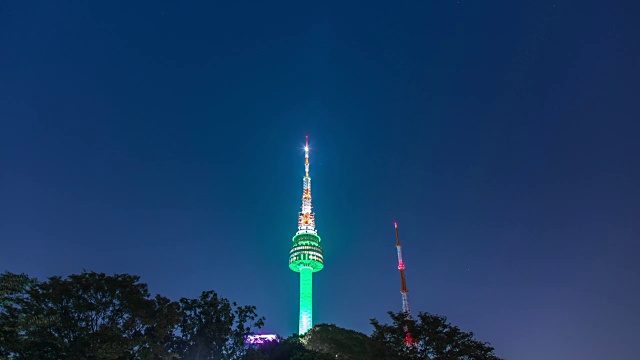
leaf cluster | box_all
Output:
[370,311,502,360]
[246,315,502,360]
[1,271,502,360]
[0,271,263,360]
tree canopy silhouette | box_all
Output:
[370,311,502,360]
[1,271,501,359]
[0,271,262,360]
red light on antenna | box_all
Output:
[394,221,398,227]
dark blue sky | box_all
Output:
[1,1,638,359]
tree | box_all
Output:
[370,311,502,360]
[0,272,38,359]
[1,271,182,360]
[173,290,264,360]
[302,324,371,359]
[244,324,370,360]
[3,270,504,360]
[244,335,333,360]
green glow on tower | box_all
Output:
[289,136,323,335]
[299,267,312,333]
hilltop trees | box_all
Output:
[0,271,183,359]
[248,318,501,360]
[245,324,370,360]
[370,311,502,360]
[0,271,263,360]
[302,324,371,360]
[244,335,333,360]
[1,271,501,359]
[0,272,37,359]
[173,290,264,360]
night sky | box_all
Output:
[1,1,639,359]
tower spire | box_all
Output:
[289,136,324,335]
[305,135,309,177]
[298,135,315,235]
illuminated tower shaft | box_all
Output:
[289,136,324,335]
[299,267,312,332]
[395,222,410,314]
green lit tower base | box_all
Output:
[289,136,324,335]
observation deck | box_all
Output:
[289,232,324,272]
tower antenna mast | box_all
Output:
[395,222,414,345]
[395,221,410,314]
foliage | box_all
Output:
[172,290,264,360]
[0,272,38,359]
[370,311,502,360]
[302,324,371,359]
[1,271,503,360]
[244,324,371,360]
[1,271,181,360]
[0,272,263,360]
[244,335,332,360]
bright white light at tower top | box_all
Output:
[304,146,309,151]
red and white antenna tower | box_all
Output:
[395,222,414,345]
[395,221,410,314]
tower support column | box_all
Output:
[299,267,313,334]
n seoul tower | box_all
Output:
[289,136,324,335]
